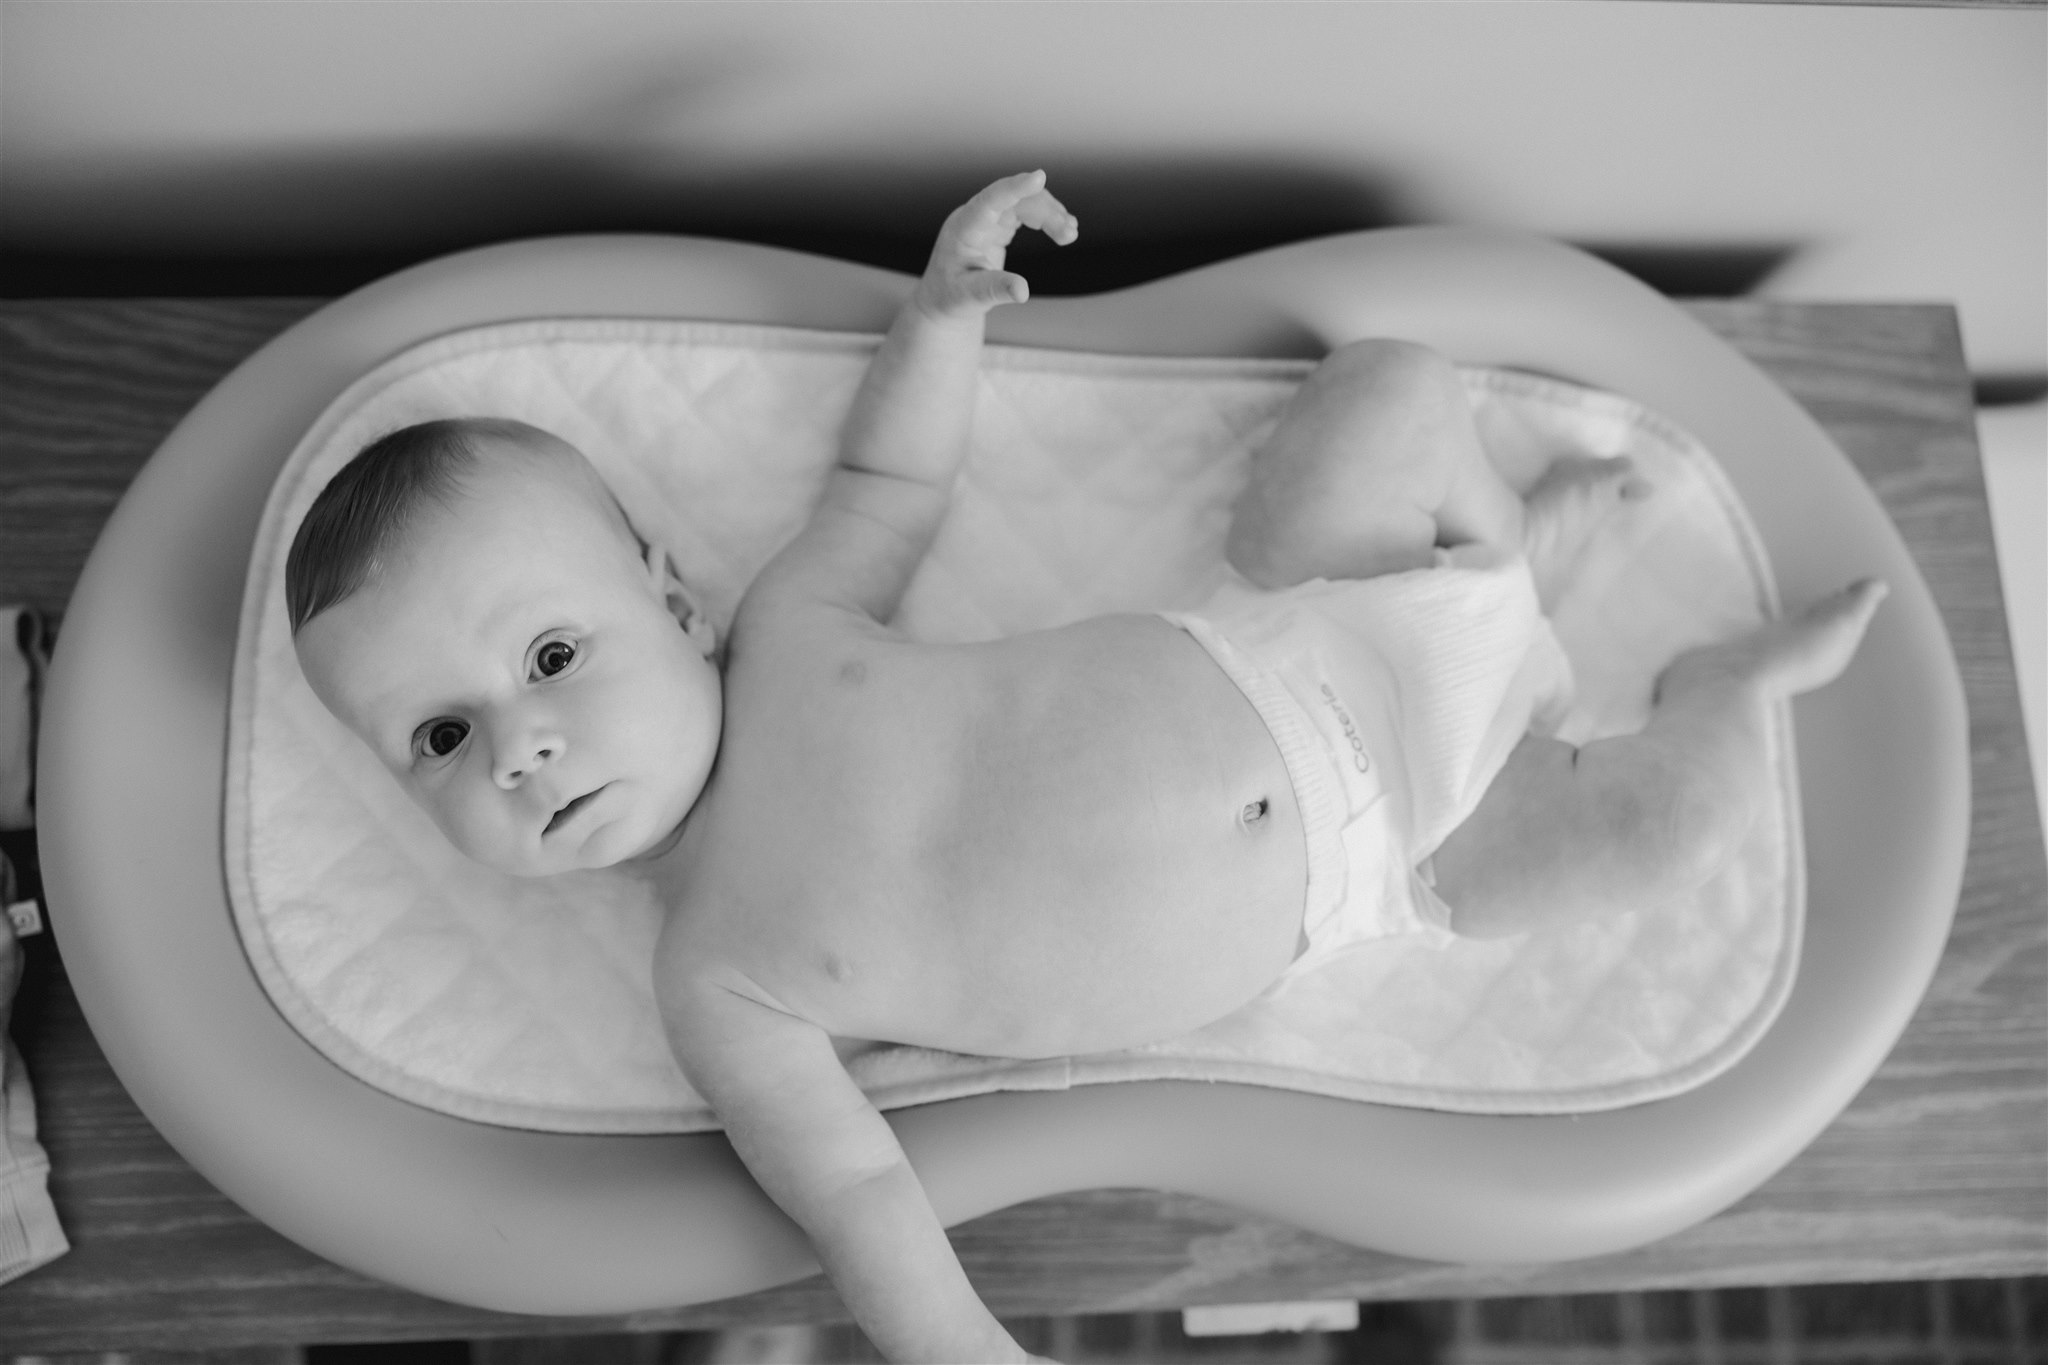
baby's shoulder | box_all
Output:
[729,570,896,659]
[652,909,791,1015]
[720,580,931,723]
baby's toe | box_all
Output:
[1587,454,1648,501]
[1615,459,1655,501]
[1801,578,1889,640]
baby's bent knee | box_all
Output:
[1318,338,1461,403]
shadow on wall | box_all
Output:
[1,152,1400,296]
[0,146,1795,302]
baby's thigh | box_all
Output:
[1266,341,1474,504]
[1228,341,1477,584]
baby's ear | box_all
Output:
[674,588,719,659]
[644,542,719,659]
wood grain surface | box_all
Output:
[0,299,2040,1353]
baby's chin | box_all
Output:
[458,843,627,881]
[463,807,691,879]
[619,812,690,865]
[449,839,572,881]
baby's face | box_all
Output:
[294,450,721,878]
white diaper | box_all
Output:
[1161,545,1575,985]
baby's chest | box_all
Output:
[668,867,953,1046]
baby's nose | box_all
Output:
[493,731,565,789]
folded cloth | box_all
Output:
[0,603,67,1285]
[227,320,1800,1132]
[1,607,46,832]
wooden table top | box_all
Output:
[0,297,2040,1354]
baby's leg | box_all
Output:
[1428,579,1888,938]
[1228,339,1526,589]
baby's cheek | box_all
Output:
[426,795,484,859]
[634,667,712,760]
[410,780,505,871]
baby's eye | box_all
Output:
[417,718,469,759]
[533,638,577,679]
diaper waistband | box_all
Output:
[1158,610,1352,938]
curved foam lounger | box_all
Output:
[39,229,1968,1314]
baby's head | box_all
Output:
[287,417,721,878]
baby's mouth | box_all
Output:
[544,785,608,837]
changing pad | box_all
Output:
[226,318,1798,1133]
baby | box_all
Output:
[288,172,1886,1363]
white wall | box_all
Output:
[4,1,2043,372]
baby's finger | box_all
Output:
[959,170,1048,233]
[977,168,1049,208]
[972,269,1029,307]
[1014,188,1079,245]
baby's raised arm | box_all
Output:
[751,171,1077,623]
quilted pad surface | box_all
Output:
[226,319,1798,1132]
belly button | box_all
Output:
[1240,797,1270,826]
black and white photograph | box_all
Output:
[0,2,2041,1362]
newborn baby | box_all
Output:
[288,172,1885,1363]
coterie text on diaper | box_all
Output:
[1320,682,1371,773]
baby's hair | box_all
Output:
[285,416,562,634]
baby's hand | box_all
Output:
[914,170,1078,321]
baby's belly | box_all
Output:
[792,618,1311,1059]
[921,816,1307,1059]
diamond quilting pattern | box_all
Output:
[223,320,1799,1132]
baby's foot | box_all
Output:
[914,170,1079,321]
[1664,578,1890,702]
[1523,455,1652,606]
